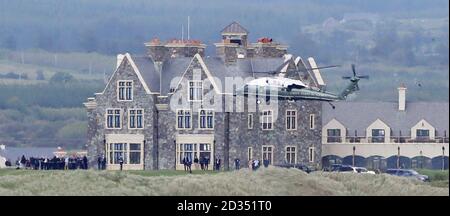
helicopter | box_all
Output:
[235,63,369,107]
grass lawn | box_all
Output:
[0,167,448,196]
[417,169,449,188]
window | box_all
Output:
[199,109,214,129]
[416,129,430,141]
[109,143,128,164]
[248,114,253,129]
[118,81,133,101]
[106,109,121,129]
[176,110,192,129]
[309,114,315,129]
[286,110,297,130]
[129,109,144,129]
[286,146,296,164]
[327,129,341,143]
[129,143,141,164]
[189,81,203,101]
[308,147,315,163]
[107,142,142,165]
[261,110,274,130]
[262,145,274,165]
[248,147,253,161]
[372,129,385,143]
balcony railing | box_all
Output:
[324,136,449,144]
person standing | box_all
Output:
[101,155,107,170]
[254,159,260,170]
[65,157,69,170]
[263,159,269,168]
[97,155,102,170]
[118,156,124,171]
[200,157,205,170]
[187,157,192,174]
[235,158,240,170]
[182,156,187,172]
[194,156,199,170]
[215,156,221,171]
[205,156,209,170]
[82,156,88,170]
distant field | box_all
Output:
[0,167,447,196]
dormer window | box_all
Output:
[327,129,341,143]
[118,80,133,101]
[371,129,385,143]
[416,129,430,141]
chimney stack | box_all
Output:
[398,83,407,111]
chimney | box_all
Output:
[145,38,205,62]
[398,83,407,111]
[116,54,125,69]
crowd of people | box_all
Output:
[248,159,270,171]
[4,154,271,172]
[181,155,269,173]
[182,155,211,173]
[5,155,89,170]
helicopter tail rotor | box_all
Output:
[342,64,369,80]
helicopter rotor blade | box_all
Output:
[303,65,341,71]
[357,75,370,79]
[253,64,341,74]
[342,76,352,79]
[351,64,356,77]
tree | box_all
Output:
[49,72,76,84]
[36,70,45,80]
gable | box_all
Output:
[99,53,154,95]
[411,119,435,130]
[170,54,222,96]
[367,119,390,130]
[323,118,346,130]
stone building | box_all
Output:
[84,22,323,170]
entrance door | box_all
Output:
[176,135,214,170]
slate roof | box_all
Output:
[221,21,249,34]
[130,55,286,95]
[0,147,57,161]
[131,55,161,93]
[322,102,449,137]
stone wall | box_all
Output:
[228,100,322,169]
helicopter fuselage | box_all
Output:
[236,84,342,102]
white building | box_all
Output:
[321,85,449,170]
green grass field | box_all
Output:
[0,167,447,196]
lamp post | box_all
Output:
[352,146,356,167]
[419,150,423,169]
[397,146,400,169]
[442,146,446,171]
